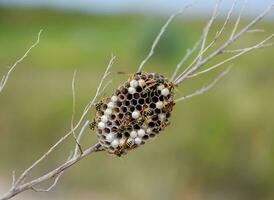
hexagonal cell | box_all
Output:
[113,107,120,113]
[136,86,142,93]
[136,105,142,111]
[131,99,138,106]
[124,100,130,106]
[149,103,156,109]
[152,96,158,103]
[116,101,122,107]
[118,94,126,101]
[121,106,127,113]
[133,93,140,99]
[121,87,128,95]
[127,94,133,100]
[129,106,135,112]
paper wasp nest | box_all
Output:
[91,72,175,156]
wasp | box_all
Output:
[89,119,97,130]
[160,121,171,130]
[163,101,175,113]
[153,127,162,133]
[117,124,126,133]
[165,81,175,92]
[95,101,103,111]
[136,117,145,126]
[120,115,131,128]
[144,109,154,117]
[115,138,136,157]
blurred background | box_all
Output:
[0,0,274,200]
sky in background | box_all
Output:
[0,0,274,19]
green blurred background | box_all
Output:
[0,2,274,200]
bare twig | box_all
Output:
[175,66,231,103]
[172,0,224,82]
[223,42,274,53]
[70,70,83,155]
[188,34,273,78]
[73,120,90,158]
[173,3,274,85]
[0,55,114,199]
[230,0,248,39]
[0,143,103,200]
[10,55,115,191]
[197,0,220,63]
[0,30,42,94]
[247,29,265,33]
[136,3,195,74]
[170,36,202,82]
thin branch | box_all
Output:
[197,0,220,63]
[0,30,42,94]
[170,36,202,82]
[173,3,274,85]
[215,0,237,39]
[230,0,248,39]
[11,55,115,189]
[175,66,231,103]
[73,120,90,158]
[30,151,74,193]
[31,172,63,193]
[11,171,16,189]
[0,143,103,200]
[136,3,194,74]
[223,42,274,53]
[70,70,83,155]
[188,34,273,78]
[172,0,224,83]
[247,29,265,33]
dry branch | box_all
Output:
[0,30,42,94]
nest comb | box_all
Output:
[90,72,175,156]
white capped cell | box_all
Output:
[105,108,112,116]
[156,101,164,109]
[130,130,137,138]
[134,137,142,145]
[161,88,170,96]
[101,115,108,123]
[111,139,119,148]
[132,111,140,119]
[146,128,152,134]
[98,122,106,129]
[106,133,114,142]
[111,96,118,102]
[128,87,136,94]
[137,129,145,137]
[107,102,115,109]
[130,80,139,88]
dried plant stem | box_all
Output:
[188,34,273,78]
[0,30,42,94]
[0,56,115,200]
[0,143,103,200]
[175,66,231,103]
[136,3,195,74]
[173,3,274,85]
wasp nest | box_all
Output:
[90,72,175,156]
